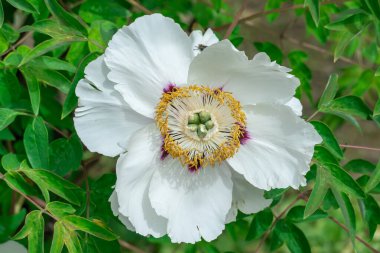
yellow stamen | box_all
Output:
[155,85,246,169]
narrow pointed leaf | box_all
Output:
[21,68,40,115]
[62,52,99,118]
[311,121,343,160]
[24,117,49,169]
[318,74,338,109]
[6,0,38,14]
[50,222,65,253]
[0,108,22,131]
[0,0,4,28]
[44,0,87,36]
[21,169,85,205]
[305,0,320,25]
[365,160,380,192]
[304,167,329,218]
[63,215,118,241]
[19,37,85,66]
[13,210,44,253]
[332,190,356,248]
[322,163,365,198]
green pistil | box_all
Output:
[197,124,208,138]
[199,111,211,123]
[188,111,214,138]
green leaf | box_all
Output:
[44,0,87,36]
[13,210,44,253]
[311,121,343,160]
[32,68,71,93]
[49,134,82,176]
[19,37,85,66]
[325,9,369,32]
[1,153,24,171]
[332,190,356,247]
[365,160,380,193]
[320,96,372,129]
[50,222,65,253]
[334,30,363,62]
[0,0,4,28]
[287,205,327,223]
[62,52,99,119]
[304,166,329,218]
[31,56,76,72]
[322,163,365,198]
[88,20,117,53]
[63,228,82,253]
[275,220,311,253]
[20,19,82,38]
[352,69,374,97]
[363,0,380,20]
[78,0,129,26]
[305,0,319,25]
[0,209,26,242]
[24,117,49,169]
[63,215,118,241]
[6,0,38,14]
[253,42,283,64]
[361,195,380,239]
[4,171,39,196]
[46,202,76,218]
[318,74,338,109]
[21,68,40,115]
[344,159,375,174]
[246,208,273,240]
[373,99,380,127]
[313,146,339,166]
[21,169,85,205]
[0,108,22,131]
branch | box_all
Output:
[329,217,380,253]
[223,0,248,39]
[340,144,380,152]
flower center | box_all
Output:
[155,85,246,170]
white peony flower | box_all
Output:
[74,14,322,243]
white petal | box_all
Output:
[188,40,299,105]
[74,55,151,157]
[228,104,322,190]
[149,161,233,243]
[0,241,27,253]
[232,169,271,214]
[105,14,193,118]
[286,97,303,116]
[190,28,219,56]
[115,124,167,237]
[109,190,135,231]
[226,169,271,223]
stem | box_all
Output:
[223,0,248,39]
[339,144,380,152]
[329,217,380,253]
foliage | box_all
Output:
[0,0,379,252]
